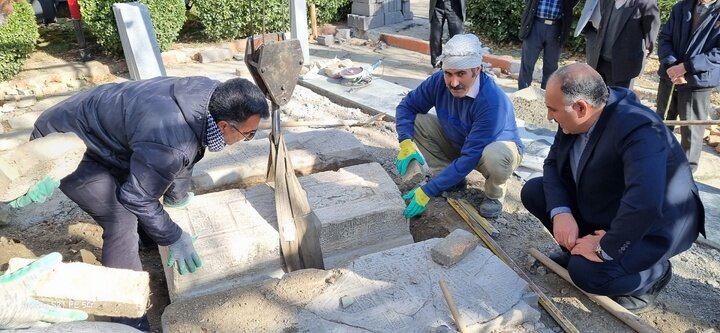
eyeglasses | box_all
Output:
[228,122,256,141]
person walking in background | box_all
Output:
[429,0,465,68]
[588,0,660,88]
[656,0,720,173]
[518,0,579,89]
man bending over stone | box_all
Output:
[395,33,524,219]
[521,63,705,313]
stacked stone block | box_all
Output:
[348,0,413,31]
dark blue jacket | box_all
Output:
[396,71,524,197]
[658,0,720,90]
[31,76,219,245]
[543,88,705,272]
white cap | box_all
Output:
[437,34,489,70]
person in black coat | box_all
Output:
[522,64,705,313]
[30,77,269,330]
[429,0,466,68]
[518,0,579,89]
[656,0,720,173]
[588,0,659,88]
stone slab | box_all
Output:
[161,162,412,301]
[431,228,479,267]
[6,258,149,318]
[298,72,406,120]
[112,3,166,80]
[162,239,540,332]
[191,127,371,193]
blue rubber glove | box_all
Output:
[0,253,88,329]
[164,192,194,209]
[396,139,426,176]
[167,232,202,275]
[8,177,61,208]
[402,187,430,219]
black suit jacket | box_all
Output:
[543,88,705,272]
[588,0,660,82]
[519,0,580,45]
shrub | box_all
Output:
[0,0,39,81]
[313,0,352,25]
[78,0,185,54]
[465,0,525,44]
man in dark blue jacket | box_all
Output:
[30,77,268,330]
[522,64,705,313]
[396,34,524,219]
[656,0,720,172]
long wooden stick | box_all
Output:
[439,280,468,333]
[664,119,720,126]
[529,248,660,333]
[448,201,579,333]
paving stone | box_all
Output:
[352,1,383,16]
[7,111,42,130]
[160,162,412,301]
[191,127,371,193]
[197,48,234,64]
[7,257,149,318]
[162,239,540,332]
[431,228,479,267]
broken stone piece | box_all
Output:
[340,295,354,308]
[431,229,479,267]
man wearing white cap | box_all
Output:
[395,34,524,219]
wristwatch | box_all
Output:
[593,243,605,262]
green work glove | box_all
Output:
[8,177,61,209]
[396,139,426,176]
[403,187,430,219]
[167,232,202,275]
[164,192,194,209]
[0,252,88,329]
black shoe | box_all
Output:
[613,262,672,314]
[445,179,467,192]
[548,251,571,269]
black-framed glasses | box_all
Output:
[228,122,256,141]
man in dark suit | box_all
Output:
[574,0,601,62]
[521,64,705,313]
[429,0,465,68]
[589,0,660,88]
[518,0,579,89]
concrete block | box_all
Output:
[112,3,166,80]
[163,239,540,332]
[7,258,149,318]
[431,229,479,267]
[355,14,385,30]
[191,127,371,193]
[384,0,401,12]
[384,10,405,25]
[161,50,191,66]
[317,34,334,46]
[197,48,234,64]
[161,162,412,301]
[352,1,383,16]
[403,10,414,20]
[353,0,383,3]
[335,28,351,40]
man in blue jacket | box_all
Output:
[521,64,705,313]
[29,77,269,330]
[656,0,720,173]
[396,34,524,219]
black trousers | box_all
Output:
[656,79,711,172]
[429,0,464,67]
[520,177,669,297]
[60,157,150,331]
[519,18,562,89]
[596,57,633,89]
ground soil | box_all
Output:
[1,22,719,333]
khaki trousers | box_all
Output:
[413,114,522,199]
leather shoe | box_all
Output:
[548,251,571,269]
[613,262,672,314]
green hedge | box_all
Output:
[466,0,681,54]
[0,1,39,81]
[194,0,351,41]
[79,0,185,54]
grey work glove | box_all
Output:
[167,232,202,275]
[0,253,88,329]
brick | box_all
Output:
[197,48,234,64]
[160,162,412,301]
[7,258,149,318]
[431,229,479,267]
[317,34,334,46]
[384,11,405,25]
[351,2,382,16]
[191,128,370,193]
